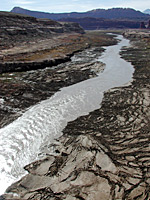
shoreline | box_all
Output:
[0,31,117,128]
[2,31,150,199]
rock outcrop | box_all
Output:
[123,29,150,38]
[0,12,85,73]
[0,11,85,74]
[0,12,84,50]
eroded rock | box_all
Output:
[2,31,150,199]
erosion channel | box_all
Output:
[0,35,134,197]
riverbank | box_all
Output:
[0,31,117,128]
[2,31,150,200]
[0,12,117,128]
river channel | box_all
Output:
[0,35,134,194]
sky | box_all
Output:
[1,0,150,13]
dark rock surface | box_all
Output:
[2,31,150,199]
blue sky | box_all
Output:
[1,0,150,13]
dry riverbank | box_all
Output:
[0,31,117,128]
[2,30,150,200]
[0,12,117,128]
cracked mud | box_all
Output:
[2,31,150,200]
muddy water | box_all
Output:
[0,35,134,194]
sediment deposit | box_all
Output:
[1,11,150,199]
[2,31,150,200]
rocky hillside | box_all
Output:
[0,11,85,74]
[0,11,84,49]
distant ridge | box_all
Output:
[11,7,149,20]
[144,9,150,15]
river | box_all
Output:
[0,35,134,195]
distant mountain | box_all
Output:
[144,9,150,14]
[59,17,140,30]
[11,7,149,20]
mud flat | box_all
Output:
[0,30,119,196]
[2,31,150,200]
[0,31,141,199]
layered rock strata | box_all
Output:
[0,11,84,48]
[0,11,84,73]
[3,32,150,199]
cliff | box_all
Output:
[0,11,85,74]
